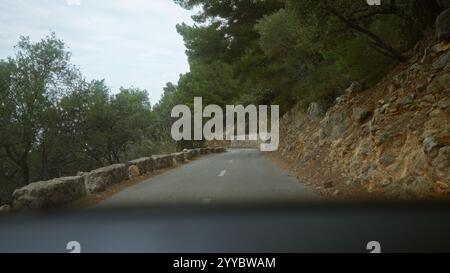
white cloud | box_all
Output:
[0,0,195,104]
[65,0,81,6]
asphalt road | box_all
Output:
[97,149,317,208]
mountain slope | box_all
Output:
[273,36,450,199]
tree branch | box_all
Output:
[327,6,406,61]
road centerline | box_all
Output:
[97,149,318,208]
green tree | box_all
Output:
[108,87,152,162]
[287,0,444,62]
[175,0,284,61]
[0,33,74,185]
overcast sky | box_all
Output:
[0,0,195,104]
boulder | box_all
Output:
[422,94,436,103]
[423,135,441,158]
[432,51,450,71]
[432,146,450,183]
[13,176,87,210]
[426,74,450,93]
[436,9,450,41]
[320,111,348,140]
[128,157,153,175]
[352,107,372,124]
[307,102,323,120]
[335,96,346,104]
[128,165,140,179]
[423,132,450,158]
[84,164,128,194]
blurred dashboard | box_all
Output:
[0,202,450,253]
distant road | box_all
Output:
[97,149,318,208]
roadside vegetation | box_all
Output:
[0,0,446,202]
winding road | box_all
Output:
[97,149,317,208]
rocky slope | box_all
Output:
[273,35,450,200]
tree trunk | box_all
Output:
[329,9,406,61]
[41,143,49,180]
[3,145,30,185]
[20,152,30,186]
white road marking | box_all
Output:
[218,170,226,177]
[229,160,233,163]
[202,198,212,204]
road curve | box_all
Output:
[97,149,318,208]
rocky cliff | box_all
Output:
[273,35,450,199]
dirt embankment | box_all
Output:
[272,37,450,200]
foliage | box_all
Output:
[169,0,444,115]
[1,1,445,202]
[1,35,163,202]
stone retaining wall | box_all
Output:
[10,147,226,210]
[128,157,154,175]
[172,152,186,165]
[12,176,87,210]
[152,154,175,170]
[84,164,129,194]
